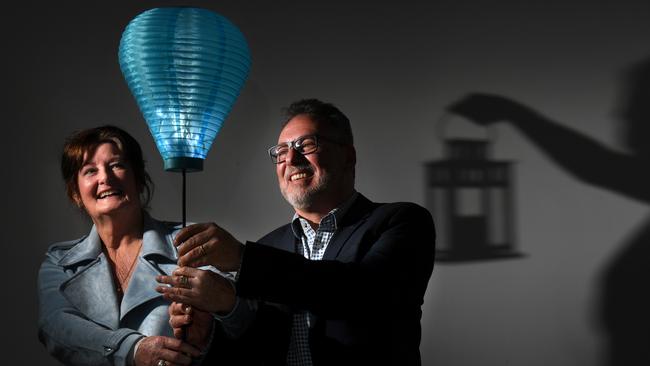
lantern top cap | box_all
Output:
[446,139,489,161]
[164,157,204,172]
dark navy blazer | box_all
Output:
[211,194,435,366]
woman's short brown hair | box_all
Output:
[61,125,154,208]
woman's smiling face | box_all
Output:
[75,142,141,219]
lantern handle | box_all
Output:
[435,112,499,143]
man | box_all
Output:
[157,99,436,365]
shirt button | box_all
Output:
[104,346,113,353]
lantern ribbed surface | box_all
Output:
[118,7,251,171]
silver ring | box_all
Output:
[157,360,167,366]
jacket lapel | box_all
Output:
[278,225,298,253]
[323,194,375,260]
[120,214,178,320]
[59,227,120,330]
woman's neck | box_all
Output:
[93,208,144,249]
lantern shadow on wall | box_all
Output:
[424,115,524,262]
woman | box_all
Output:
[38,125,201,366]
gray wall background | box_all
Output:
[5,0,650,364]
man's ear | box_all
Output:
[346,145,357,168]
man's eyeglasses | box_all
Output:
[268,135,340,164]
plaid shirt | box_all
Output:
[285,192,359,366]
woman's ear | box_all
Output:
[72,193,83,208]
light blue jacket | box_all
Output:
[38,213,181,366]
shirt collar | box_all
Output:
[291,191,359,239]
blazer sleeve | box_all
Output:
[37,250,142,366]
[236,202,435,319]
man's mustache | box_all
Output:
[285,164,314,179]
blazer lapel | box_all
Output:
[59,227,120,330]
[323,194,375,260]
[277,225,298,253]
[120,214,178,320]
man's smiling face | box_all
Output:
[276,114,348,211]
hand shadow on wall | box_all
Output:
[447,58,650,366]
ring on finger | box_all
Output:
[178,275,190,288]
[157,360,168,366]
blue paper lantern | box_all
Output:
[118,7,251,172]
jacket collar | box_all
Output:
[57,226,102,267]
[57,211,177,267]
[338,193,375,227]
[141,214,178,262]
[322,193,376,260]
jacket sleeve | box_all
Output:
[37,249,142,366]
[236,203,436,319]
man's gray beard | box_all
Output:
[281,172,332,210]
